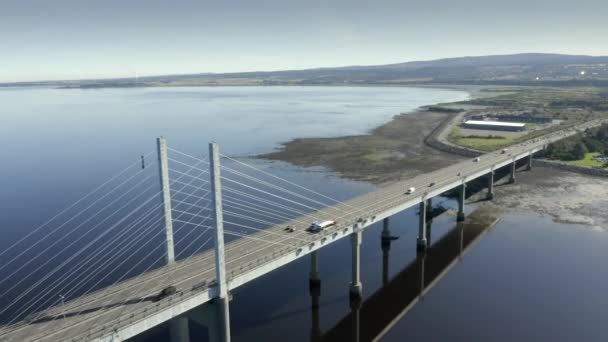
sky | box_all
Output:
[2,0,607,82]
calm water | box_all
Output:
[1,86,606,341]
[0,86,467,231]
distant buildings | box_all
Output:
[462,120,526,132]
[470,114,553,124]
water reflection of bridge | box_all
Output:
[319,210,497,342]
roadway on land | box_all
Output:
[0,119,604,342]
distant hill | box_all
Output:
[347,53,608,69]
[4,53,608,88]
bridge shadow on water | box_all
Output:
[319,208,499,342]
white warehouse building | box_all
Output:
[462,120,526,132]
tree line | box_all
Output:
[541,124,608,165]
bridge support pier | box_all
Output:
[426,198,433,215]
[349,230,363,302]
[509,161,516,184]
[169,316,191,342]
[457,183,466,222]
[426,218,432,248]
[309,251,321,304]
[526,154,533,171]
[417,201,427,253]
[486,171,495,200]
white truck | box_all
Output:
[307,220,336,233]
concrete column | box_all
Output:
[380,218,398,286]
[350,230,363,301]
[157,137,175,265]
[417,201,427,252]
[425,218,432,248]
[526,154,533,171]
[169,316,190,342]
[427,197,433,214]
[457,183,466,222]
[509,161,516,183]
[209,142,231,342]
[309,251,321,302]
[486,171,495,200]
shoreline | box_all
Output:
[257,86,480,184]
[255,86,608,230]
[258,110,465,184]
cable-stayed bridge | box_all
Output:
[0,119,604,342]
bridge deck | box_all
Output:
[0,120,603,342]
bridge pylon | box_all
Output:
[209,142,231,342]
[157,136,176,265]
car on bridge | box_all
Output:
[307,220,336,233]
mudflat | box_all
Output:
[487,167,608,230]
[259,110,464,184]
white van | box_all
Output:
[307,220,336,233]
[405,187,416,194]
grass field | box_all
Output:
[454,137,513,151]
[447,87,608,152]
[448,127,514,151]
[525,123,539,129]
[565,152,606,167]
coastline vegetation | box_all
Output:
[540,124,608,167]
